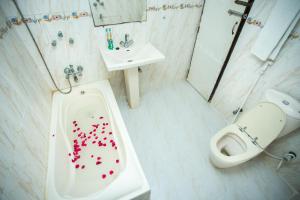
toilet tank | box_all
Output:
[262,89,300,138]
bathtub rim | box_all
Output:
[46,80,150,200]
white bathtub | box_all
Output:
[46,80,150,200]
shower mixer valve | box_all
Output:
[64,65,83,82]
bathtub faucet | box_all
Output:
[64,65,83,82]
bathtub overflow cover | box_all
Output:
[282,100,289,105]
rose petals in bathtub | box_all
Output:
[96,161,102,165]
[99,116,103,119]
[101,131,105,134]
[73,121,77,124]
[109,170,114,175]
[101,174,106,179]
[81,165,85,169]
[92,124,99,129]
[91,154,94,158]
[77,128,80,131]
[116,159,119,164]
[92,141,96,144]
[103,137,107,140]
[75,164,80,169]
[73,130,76,133]
[105,123,109,126]
[81,141,87,147]
[68,153,71,156]
[93,129,96,132]
[109,132,112,135]
[97,156,101,160]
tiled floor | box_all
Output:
[116,81,292,200]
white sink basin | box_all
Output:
[100,43,165,71]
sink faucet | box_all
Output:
[120,33,134,48]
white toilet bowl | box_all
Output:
[210,102,286,168]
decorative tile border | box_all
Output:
[288,32,299,40]
[6,3,203,26]
[0,21,12,39]
[246,17,264,28]
[8,11,90,26]
[147,3,203,11]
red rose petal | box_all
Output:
[81,165,85,169]
[96,161,102,165]
[109,132,112,135]
[104,137,107,140]
[92,124,99,128]
[68,153,71,156]
[73,130,76,133]
[97,157,101,160]
[73,121,76,124]
[91,155,94,158]
[77,128,80,131]
[102,174,106,179]
[75,164,80,168]
[99,116,103,119]
[109,170,114,175]
[92,141,96,144]
[116,159,119,164]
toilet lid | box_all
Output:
[236,102,286,148]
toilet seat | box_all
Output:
[210,102,286,168]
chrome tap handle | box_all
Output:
[64,68,70,74]
[125,34,129,42]
[77,65,83,76]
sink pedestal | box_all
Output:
[124,68,139,108]
[100,43,165,109]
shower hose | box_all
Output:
[12,0,72,95]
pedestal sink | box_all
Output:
[100,43,165,108]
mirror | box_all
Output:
[89,0,147,26]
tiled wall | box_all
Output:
[3,0,204,97]
[0,0,204,199]
[210,0,300,193]
[0,6,52,200]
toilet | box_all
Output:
[210,89,300,168]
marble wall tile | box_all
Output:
[0,0,204,199]
[0,6,52,200]
[3,0,204,98]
